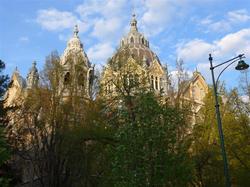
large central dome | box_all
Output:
[113,14,161,67]
[100,14,169,98]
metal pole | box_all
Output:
[209,54,231,187]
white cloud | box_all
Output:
[141,0,176,36]
[87,42,114,64]
[19,36,29,42]
[196,63,211,83]
[177,28,250,63]
[91,18,122,40]
[177,28,250,83]
[241,95,249,103]
[75,0,127,41]
[76,0,127,18]
[177,39,214,62]
[170,69,193,90]
[228,9,250,23]
[140,0,216,36]
[199,9,250,33]
[36,8,89,32]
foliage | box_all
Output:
[0,59,11,186]
[191,87,250,187]
[104,92,193,186]
[0,60,9,98]
[7,51,112,186]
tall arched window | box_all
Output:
[155,77,158,90]
[142,38,144,44]
[64,72,70,85]
[130,37,134,44]
[135,74,139,84]
[160,78,163,90]
[151,75,154,89]
[128,74,133,86]
[78,73,85,87]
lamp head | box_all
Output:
[235,59,249,70]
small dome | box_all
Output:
[67,25,83,49]
[120,14,149,48]
[61,25,90,66]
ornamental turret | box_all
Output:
[60,25,94,98]
[26,61,39,89]
[120,14,149,47]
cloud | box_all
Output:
[19,36,29,42]
[177,28,250,83]
[177,28,250,63]
[76,0,127,41]
[141,0,177,36]
[140,0,216,36]
[241,95,249,103]
[169,69,193,89]
[91,18,122,40]
[76,0,127,18]
[36,8,89,32]
[228,9,250,23]
[177,39,213,62]
[199,9,250,33]
[87,42,114,64]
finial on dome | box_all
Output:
[32,61,36,67]
[74,25,79,37]
[14,66,19,73]
[130,13,138,32]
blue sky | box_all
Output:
[1,0,250,90]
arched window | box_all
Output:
[64,72,70,85]
[108,84,111,93]
[135,74,139,84]
[129,74,133,86]
[78,73,85,87]
[130,37,134,44]
[155,77,158,90]
[121,40,124,46]
[151,75,154,89]
[142,38,144,44]
[160,78,163,90]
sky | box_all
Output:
[1,0,250,90]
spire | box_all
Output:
[130,13,138,32]
[14,66,19,74]
[12,66,20,79]
[27,61,39,89]
[73,24,79,37]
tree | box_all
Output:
[0,60,9,98]
[104,92,193,186]
[7,51,112,186]
[99,54,193,186]
[174,58,189,103]
[0,59,11,186]
[191,87,250,186]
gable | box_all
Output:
[148,59,164,75]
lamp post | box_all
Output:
[209,54,249,187]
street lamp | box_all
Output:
[209,53,249,187]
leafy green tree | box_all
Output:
[7,52,112,187]
[191,87,250,187]
[0,60,9,98]
[0,59,10,186]
[103,91,193,186]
